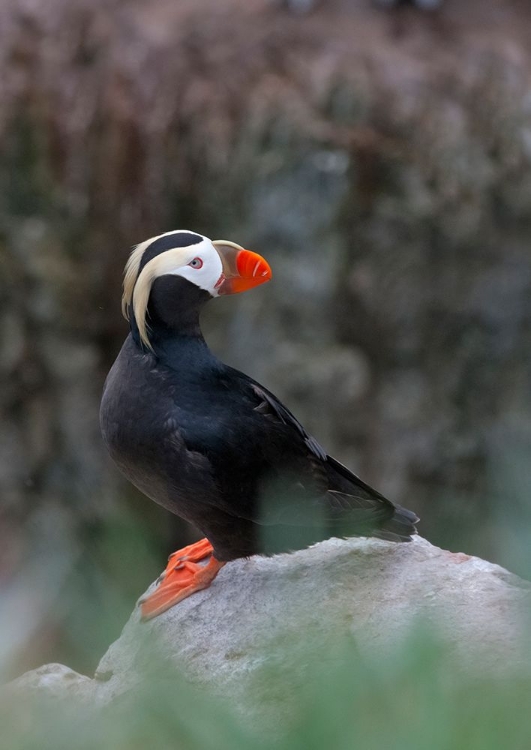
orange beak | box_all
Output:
[212,241,272,295]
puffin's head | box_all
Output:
[122,230,272,350]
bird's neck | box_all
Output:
[149,331,215,373]
[131,275,214,366]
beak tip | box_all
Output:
[213,242,272,294]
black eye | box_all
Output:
[188,257,203,269]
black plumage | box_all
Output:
[101,270,418,566]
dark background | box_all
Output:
[2,0,531,677]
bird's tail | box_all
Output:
[374,504,419,542]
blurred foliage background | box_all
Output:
[2,0,531,683]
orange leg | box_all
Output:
[140,537,225,620]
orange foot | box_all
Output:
[140,538,225,621]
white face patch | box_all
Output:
[122,231,224,351]
[167,239,223,296]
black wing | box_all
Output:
[230,371,418,540]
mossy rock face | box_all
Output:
[2,0,531,671]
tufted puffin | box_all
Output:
[100,230,418,619]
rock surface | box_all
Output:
[9,663,94,701]
[9,536,531,719]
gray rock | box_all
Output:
[8,536,531,722]
[8,663,95,701]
